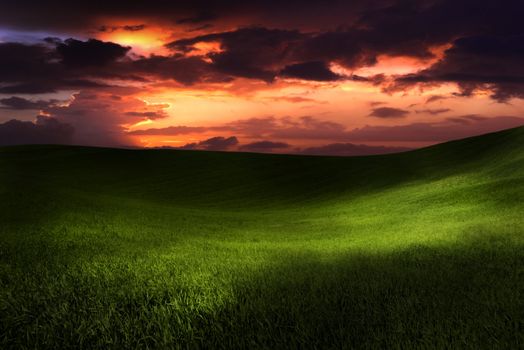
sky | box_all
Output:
[1,0,524,156]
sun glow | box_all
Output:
[98,25,171,55]
[128,119,154,129]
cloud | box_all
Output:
[56,38,131,67]
[0,40,128,94]
[131,115,524,145]
[1,1,523,89]
[266,96,323,104]
[168,27,304,82]
[0,116,74,146]
[2,1,524,93]
[180,136,239,151]
[425,95,449,104]
[0,96,60,110]
[131,116,348,140]
[280,61,341,81]
[344,116,524,142]
[128,125,207,136]
[369,107,410,118]
[0,38,222,95]
[239,141,290,152]
[38,91,171,147]
[129,55,230,85]
[124,111,168,120]
[176,11,217,24]
[414,108,451,115]
[392,35,524,102]
[300,143,410,156]
[98,24,147,32]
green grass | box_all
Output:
[1,126,523,349]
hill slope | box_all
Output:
[1,127,523,348]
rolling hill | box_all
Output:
[1,126,523,348]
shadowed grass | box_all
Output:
[0,126,523,348]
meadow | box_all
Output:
[1,127,523,349]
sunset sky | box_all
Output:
[1,0,524,155]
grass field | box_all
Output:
[1,126,523,349]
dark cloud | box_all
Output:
[162,1,524,87]
[393,35,524,102]
[180,136,239,151]
[239,141,290,152]
[300,143,410,156]
[168,27,304,81]
[0,40,127,94]
[0,96,60,110]
[0,80,114,94]
[1,1,523,91]
[0,42,56,84]
[165,26,384,82]
[280,61,340,81]
[0,1,374,31]
[369,107,409,119]
[0,116,74,146]
[56,38,131,67]
[129,55,230,85]
[1,1,522,77]
[0,38,224,94]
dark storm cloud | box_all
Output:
[0,96,59,110]
[300,143,410,157]
[0,116,74,146]
[369,107,409,119]
[239,141,290,152]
